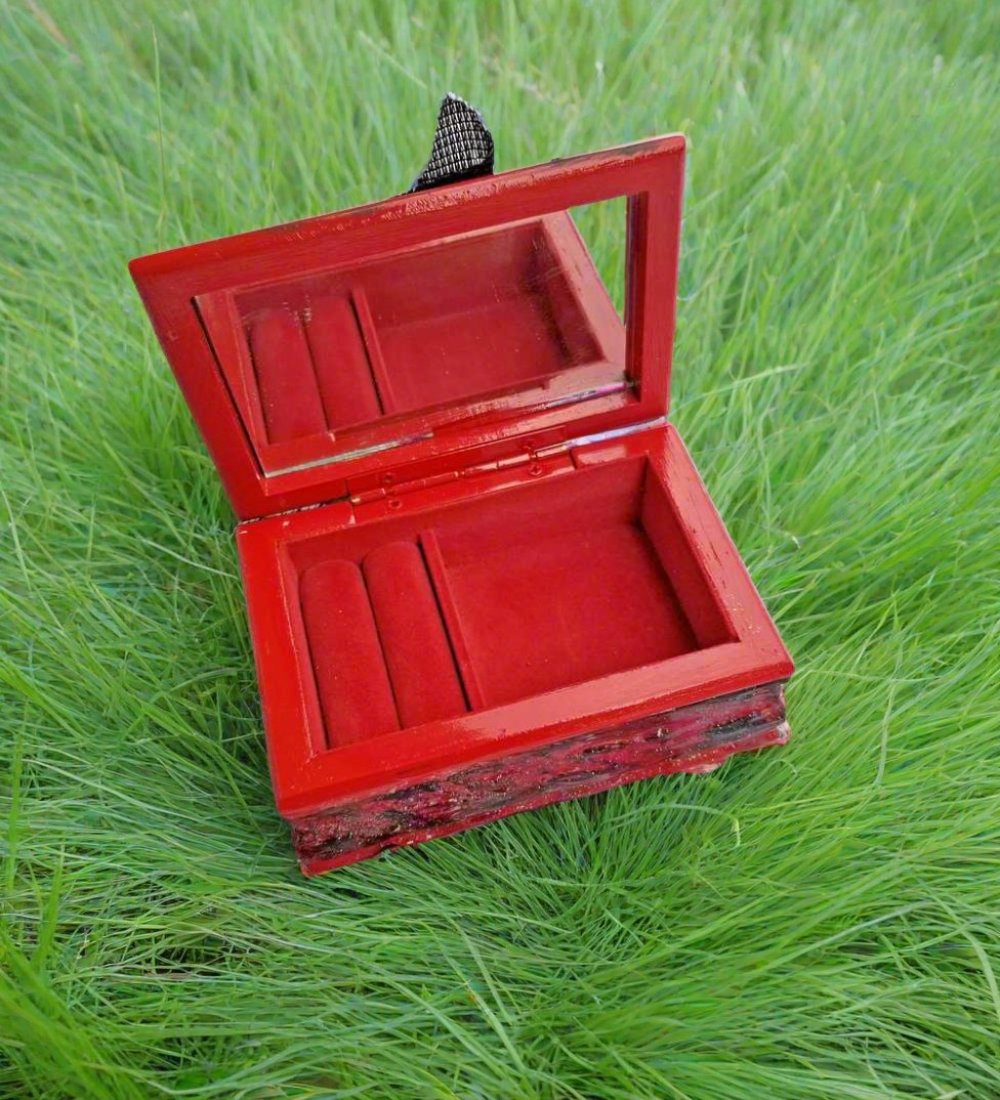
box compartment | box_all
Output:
[285,454,736,751]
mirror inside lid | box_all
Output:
[130,134,684,505]
[193,201,627,478]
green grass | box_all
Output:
[2,1,999,1096]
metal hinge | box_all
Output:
[348,439,571,507]
[245,419,666,522]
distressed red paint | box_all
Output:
[129,134,794,874]
[294,683,788,875]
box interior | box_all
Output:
[231,215,622,447]
[286,457,737,750]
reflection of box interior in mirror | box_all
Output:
[130,134,793,874]
[194,212,626,475]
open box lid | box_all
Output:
[130,134,685,520]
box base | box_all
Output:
[292,681,788,874]
[237,423,795,874]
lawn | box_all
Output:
[2,1,999,1096]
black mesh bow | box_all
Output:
[408,93,495,193]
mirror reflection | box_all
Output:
[197,198,629,475]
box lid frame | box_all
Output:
[130,133,685,520]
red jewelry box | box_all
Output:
[130,134,793,874]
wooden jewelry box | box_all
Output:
[130,134,793,874]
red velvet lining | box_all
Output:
[303,295,383,429]
[294,457,728,748]
[375,293,575,412]
[362,542,467,728]
[640,467,736,648]
[431,519,695,708]
[299,560,399,745]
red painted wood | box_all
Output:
[129,132,795,874]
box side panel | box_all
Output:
[292,681,789,875]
